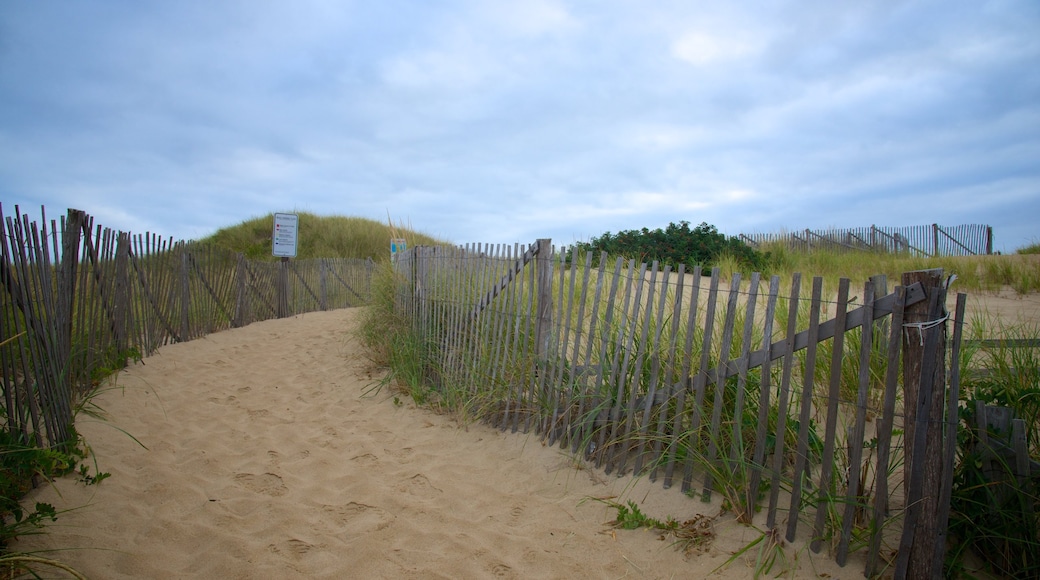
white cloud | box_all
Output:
[480,0,577,37]
[672,31,761,66]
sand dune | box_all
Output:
[18,308,869,578]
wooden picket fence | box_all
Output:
[1,206,373,450]
[740,223,993,256]
[394,239,968,578]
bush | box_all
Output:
[947,322,1040,578]
[575,221,770,272]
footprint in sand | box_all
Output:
[322,502,395,533]
[233,472,288,496]
[383,447,414,461]
[268,538,318,562]
[350,453,379,467]
[395,473,442,497]
[490,563,517,579]
[206,395,239,405]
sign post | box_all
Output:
[272,213,299,317]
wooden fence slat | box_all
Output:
[571,252,608,455]
[786,276,824,541]
[545,245,571,441]
[766,273,801,527]
[745,275,782,519]
[511,242,534,433]
[589,257,625,457]
[602,260,647,473]
[811,277,852,553]
[546,246,577,445]
[559,248,594,450]
[727,272,760,484]
[681,268,721,492]
[495,244,521,430]
[633,264,673,475]
[866,285,907,577]
[650,264,686,483]
[614,261,661,476]
[500,247,520,431]
[510,245,529,428]
[931,292,967,576]
[663,265,702,489]
[702,272,742,499]
[836,279,876,565]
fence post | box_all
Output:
[180,246,190,341]
[57,209,85,367]
[319,259,328,311]
[113,232,130,354]
[52,209,86,444]
[233,254,247,327]
[277,257,290,318]
[533,239,553,358]
[896,268,948,579]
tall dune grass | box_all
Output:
[203,212,447,260]
[758,242,1040,295]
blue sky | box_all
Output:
[2,1,1038,252]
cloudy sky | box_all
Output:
[1,1,1038,252]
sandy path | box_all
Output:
[17,308,859,579]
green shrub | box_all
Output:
[948,320,1040,578]
[575,221,770,273]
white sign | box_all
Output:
[272,213,299,258]
[391,238,406,262]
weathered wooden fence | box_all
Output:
[394,239,967,578]
[1,206,373,450]
[741,223,993,256]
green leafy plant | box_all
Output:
[576,221,770,272]
[592,498,717,554]
[947,318,1040,578]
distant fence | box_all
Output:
[395,240,967,578]
[740,224,993,256]
[1,206,373,449]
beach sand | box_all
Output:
[17,298,1029,578]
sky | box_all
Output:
[1,1,1038,252]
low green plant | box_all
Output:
[947,318,1040,578]
[947,447,1039,579]
[0,438,61,549]
[593,497,717,554]
[86,345,143,389]
[608,499,677,530]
